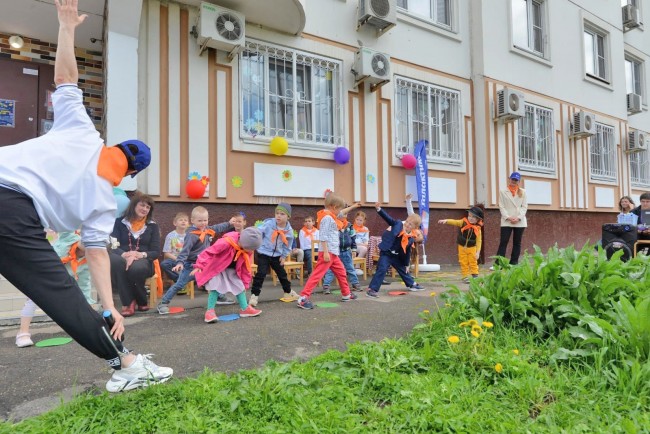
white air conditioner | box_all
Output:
[571,110,596,138]
[353,47,391,87]
[495,88,525,121]
[196,2,245,52]
[628,130,648,152]
[358,0,397,35]
[627,93,642,114]
[622,4,641,30]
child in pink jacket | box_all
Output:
[192,227,263,323]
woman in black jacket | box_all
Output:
[109,193,160,316]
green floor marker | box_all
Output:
[35,337,73,347]
[331,289,341,294]
[315,302,339,308]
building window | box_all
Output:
[240,40,343,148]
[394,77,462,164]
[625,56,644,98]
[621,0,639,8]
[630,150,650,187]
[584,26,608,82]
[589,123,617,181]
[517,103,555,173]
[397,0,452,28]
[512,0,546,57]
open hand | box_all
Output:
[55,0,88,28]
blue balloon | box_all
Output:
[115,193,130,218]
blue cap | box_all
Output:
[510,171,521,181]
[118,140,151,178]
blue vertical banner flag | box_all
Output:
[414,140,430,241]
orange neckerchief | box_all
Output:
[97,146,129,186]
[301,226,317,240]
[224,236,252,273]
[508,185,519,197]
[353,223,368,233]
[60,242,87,279]
[461,217,483,238]
[191,228,216,243]
[130,218,146,233]
[397,230,414,253]
[271,228,289,246]
[316,209,345,230]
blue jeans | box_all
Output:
[369,252,414,291]
[160,258,179,281]
[161,261,195,303]
[303,248,313,274]
[323,249,359,287]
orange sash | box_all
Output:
[153,259,163,297]
[271,229,289,246]
[398,230,414,253]
[224,236,252,273]
[316,209,345,230]
[461,217,483,237]
[97,146,129,186]
[301,226,317,240]
[508,185,519,197]
[191,228,216,243]
[60,242,87,279]
[353,224,369,233]
[130,218,146,233]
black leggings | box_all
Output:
[250,253,291,296]
[0,188,124,369]
[496,226,526,265]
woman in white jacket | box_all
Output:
[496,172,528,265]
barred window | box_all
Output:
[397,0,452,28]
[589,123,617,181]
[240,40,343,148]
[394,77,462,164]
[517,103,555,173]
[630,151,650,187]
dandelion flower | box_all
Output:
[468,319,478,326]
[471,329,480,338]
[512,349,519,355]
[495,363,503,373]
[459,321,470,327]
[448,335,460,344]
[430,291,437,297]
[482,321,494,328]
[423,309,430,315]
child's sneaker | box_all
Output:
[285,290,300,301]
[366,289,380,298]
[157,302,170,315]
[105,354,173,393]
[239,305,262,317]
[15,333,34,348]
[462,277,470,283]
[322,284,331,295]
[249,294,259,307]
[471,274,479,279]
[408,283,425,291]
[216,293,235,305]
[341,293,358,302]
[204,309,218,323]
[297,296,314,310]
[351,283,363,292]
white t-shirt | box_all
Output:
[0,85,116,247]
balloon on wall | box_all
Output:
[402,154,417,170]
[333,147,350,165]
[269,136,289,156]
[113,187,130,218]
[186,179,206,199]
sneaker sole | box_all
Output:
[366,292,379,298]
[215,300,236,305]
[341,297,357,302]
[157,311,170,315]
[239,312,261,317]
[106,375,172,393]
[297,304,314,310]
[204,317,218,323]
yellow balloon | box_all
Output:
[269,136,289,156]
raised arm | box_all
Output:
[405,193,415,215]
[54,0,87,85]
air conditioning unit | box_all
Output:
[358,0,397,35]
[627,93,642,114]
[495,88,525,121]
[622,4,641,30]
[571,110,596,138]
[628,130,648,152]
[353,47,391,88]
[196,2,245,53]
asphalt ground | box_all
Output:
[0,268,470,422]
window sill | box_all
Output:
[517,167,557,179]
[396,12,461,42]
[509,45,552,68]
[589,175,618,185]
[237,137,339,159]
[583,74,613,91]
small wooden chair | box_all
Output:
[352,254,367,280]
[271,252,304,286]
[147,274,194,306]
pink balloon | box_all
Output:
[402,154,417,170]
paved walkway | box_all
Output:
[0,266,480,422]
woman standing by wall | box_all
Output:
[109,193,160,316]
[495,172,528,266]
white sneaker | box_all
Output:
[15,333,34,348]
[249,294,259,307]
[489,266,495,271]
[286,290,300,301]
[106,354,173,393]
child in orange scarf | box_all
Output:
[438,206,484,283]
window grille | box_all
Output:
[517,103,555,172]
[589,123,617,181]
[630,151,650,187]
